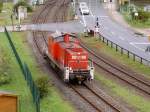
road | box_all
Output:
[76,0,150,63]
[0,21,84,33]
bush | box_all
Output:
[0,47,11,85]
[0,73,11,85]
[0,2,3,13]
[26,5,33,12]
[137,10,150,22]
[131,9,150,22]
[35,76,49,98]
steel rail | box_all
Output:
[79,39,150,95]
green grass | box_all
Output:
[95,71,150,112]
[80,36,150,79]
[123,13,150,28]
[0,32,35,112]
[41,88,75,112]
[0,32,76,112]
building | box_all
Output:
[0,91,18,112]
[131,0,150,6]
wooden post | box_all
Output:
[111,42,113,48]
[140,58,143,64]
[127,51,129,58]
[116,45,118,52]
[133,54,135,61]
[121,48,123,55]
[102,37,104,42]
[107,40,108,46]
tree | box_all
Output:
[137,10,150,22]
[0,2,3,13]
[13,0,33,14]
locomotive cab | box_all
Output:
[64,47,94,82]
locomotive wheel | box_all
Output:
[64,79,69,83]
[43,54,47,59]
[78,81,82,85]
[50,61,56,69]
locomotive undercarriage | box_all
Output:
[70,70,91,80]
[64,66,94,84]
[69,72,91,84]
[63,72,91,84]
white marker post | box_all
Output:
[94,17,100,38]
[94,26,99,38]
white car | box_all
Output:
[80,7,90,15]
[79,2,90,15]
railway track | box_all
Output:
[32,0,57,55]
[32,0,70,55]
[71,82,131,112]
[31,1,132,112]
[79,39,150,95]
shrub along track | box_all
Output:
[31,0,133,111]
[79,38,150,96]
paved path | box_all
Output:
[0,21,84,33]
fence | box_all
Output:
[4,27,40,112]
[98,33,150,66]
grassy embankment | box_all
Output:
[0,32,76,112]
[124,13,150,28]
[95,71,150,112]
[80,36,150,112]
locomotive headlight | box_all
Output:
[69,67,72,70]
[88,66,90,70]
[69,67,73,73]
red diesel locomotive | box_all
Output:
[44,32,94,83]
